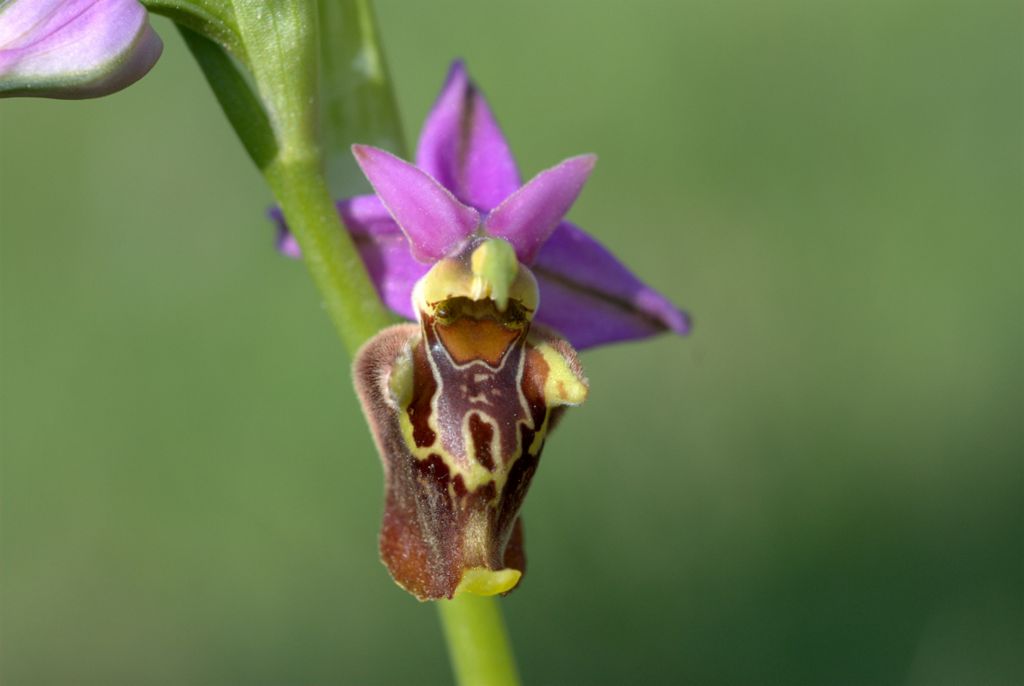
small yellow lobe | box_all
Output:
[538,343,588,406]
[454,567,523,596]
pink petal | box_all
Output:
[352,144,480,262]
[484,155,596,264]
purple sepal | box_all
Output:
[416,60,521,211]
[531,222,691,349]
[0,0,162,99]
[352,145,479,263]
[484,155,596,264]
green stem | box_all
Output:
[169,3,522,682]
[264,156,391,354]
[438,595,521,686]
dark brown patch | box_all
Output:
[494,445,540,547]
[468,413,496,470]
[407,343,437,448]
[414,453,451,492]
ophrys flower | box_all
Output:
[277,61,690,600]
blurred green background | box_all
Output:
[2,0,1021,684]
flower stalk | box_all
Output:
[439,594,521,686]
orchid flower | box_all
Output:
[275,61,690,601]
[0,0,162,99]
[276,60,690,350]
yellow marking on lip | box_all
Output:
[397,411,497,493]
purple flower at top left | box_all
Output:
[0,0,162,99]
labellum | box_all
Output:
[355,236,587,600]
